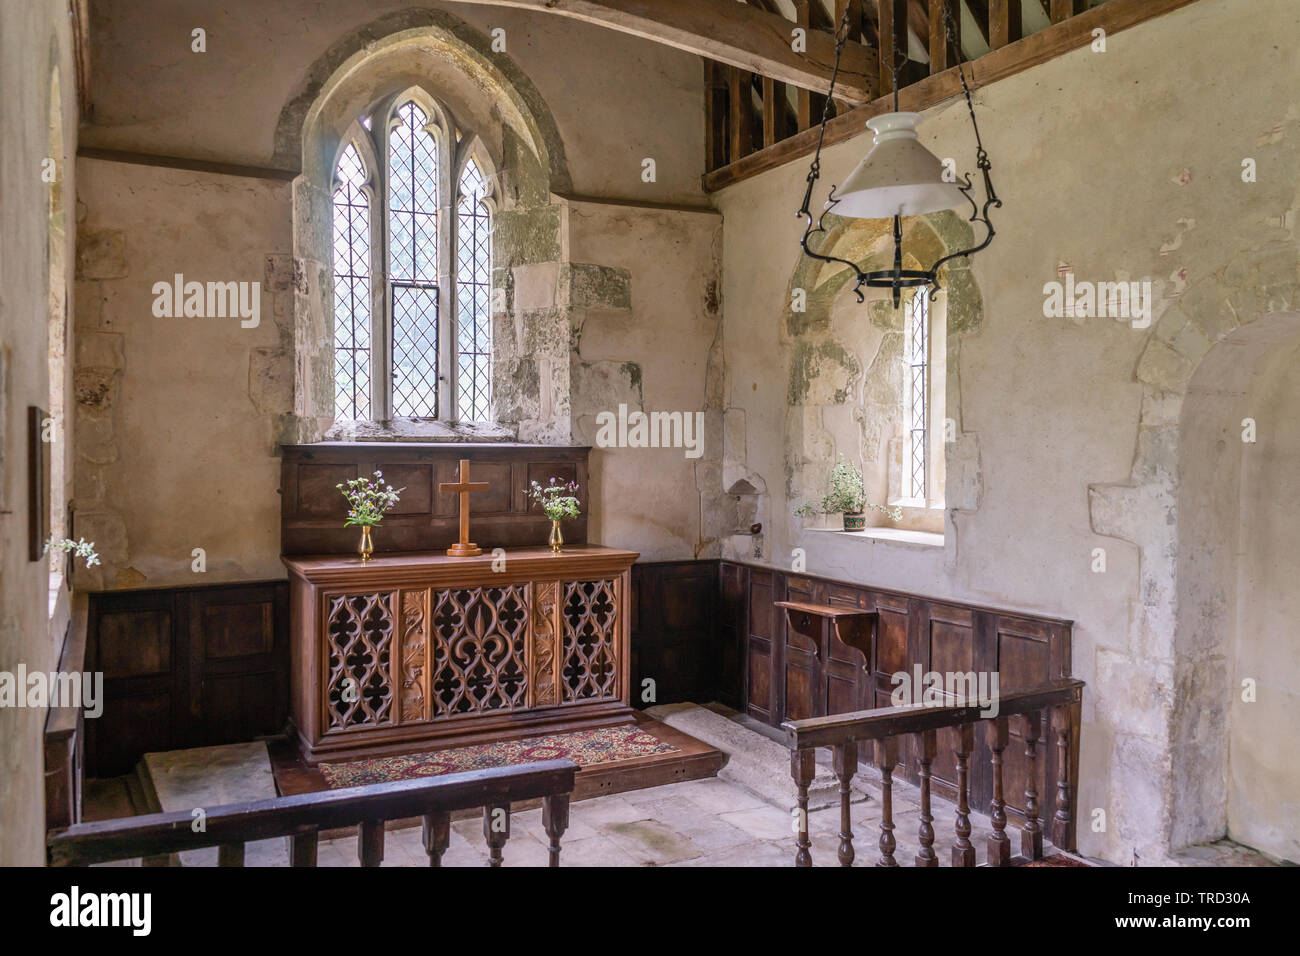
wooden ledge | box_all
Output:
[775,601,875,665]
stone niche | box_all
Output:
[782,212,983,536]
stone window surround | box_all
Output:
[329,86,501,428]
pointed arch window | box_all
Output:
[456,159,492,422]
[332,143,371,422]
[329,92,496,425]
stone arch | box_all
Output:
[1089,287,1300,859]
[273,8,571,194]
[284,10,577,442]
[782,210,986,540]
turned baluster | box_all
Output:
[832,743,858,866]
[986,716,1011,866]
[217,842,245,867]
[789,749,816,867]
[542,794,570,867]
[290,828,319,867]
[952,723,976,867]
[358,819,385,867]
[1021,710,1044,860]
[483,803,511,867]
[422,810,450,867]
[914,729,937,867]
[1051,704,1074,850]
[874,737,898,867]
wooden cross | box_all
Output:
[439,459,490,557]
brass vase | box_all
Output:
[548,519,563,554]
[359,525,374,562]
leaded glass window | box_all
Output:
[456,159,492,422]
[332,143,371,422]
[388,101,440,418]
[904,289,929,501]
[329,92,496,425]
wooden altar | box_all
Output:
[283,546,639,764]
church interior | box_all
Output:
[2,0,1298,878]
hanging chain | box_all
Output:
[795,0,999,303]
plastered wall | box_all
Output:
[73,2,722,593]
[0,0,79,867]
[713,0,1300,863]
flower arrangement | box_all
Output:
[336,471,404,527]
[530,478,581,553]
[529,478,581,521]
[795,457,902,530]
[45,536,100,568]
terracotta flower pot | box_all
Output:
[842,512,866,531]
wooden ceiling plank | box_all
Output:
[928,0,959,72]
[989,0,1022,48]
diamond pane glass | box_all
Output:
[455,159,493,422]
[392,283,439,417]
[332,143,371,421]
[905,289,929,500]
[388,101,438,283]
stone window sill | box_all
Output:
[805,526,945,549]
[324,419,516,443]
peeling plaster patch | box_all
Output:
[75,229,127,280]
[787,339,859,406]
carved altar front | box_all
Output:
[283,546,638,763]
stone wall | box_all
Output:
[713,0,1300,863]
[72,3,723,591]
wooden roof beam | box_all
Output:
[437,0,878,103]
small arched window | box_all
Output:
[330,91,495,424]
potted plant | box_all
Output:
[530,478,581,553]
[337,471,403,562]
[796,457,901,531]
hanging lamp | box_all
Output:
[797,0,998,307]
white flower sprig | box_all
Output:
[45,536,100,568]
[529,478,581,522]
[337,470,404,528]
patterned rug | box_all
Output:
[1019,853,1094,867]
[320,724,679,789]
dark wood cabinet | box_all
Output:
[86,581,289,777]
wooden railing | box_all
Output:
[704,0,1201,190]
[47,759,578,868]
[782,679,1083,867]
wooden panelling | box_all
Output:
[631,561,729,709]
[728,560,1073,826]
[280,444,590,556]
[96,608,171,677]
[87,581,289,777]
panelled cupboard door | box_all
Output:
[185,584,288,748]
[745,569,775,722]
[87,582,289,777]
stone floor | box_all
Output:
[82,700,1285,867]
[312,771,1013,867]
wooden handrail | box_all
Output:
[48,758,578,868]
[781,679,1084,867]
[781,678,1083,750]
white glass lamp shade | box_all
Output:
[834,112,967,219]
